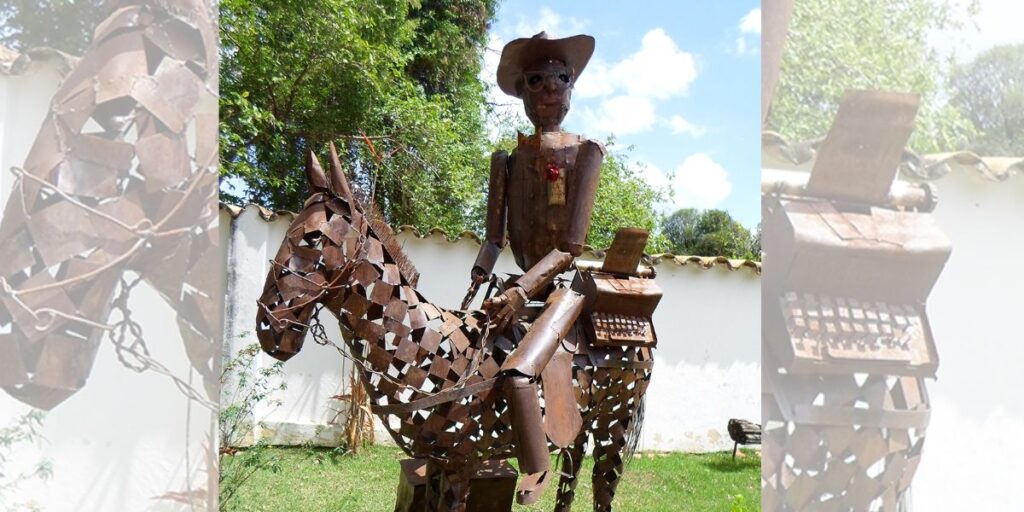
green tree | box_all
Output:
[766,0,977,152]
[662,208,700,253]
[0,0,104,55]
[950,44,1024,156]
[221,0,672,250]
[751,222,762,258]
[662,208,756,260]
[219,0,498,235]
[590,146,671,253]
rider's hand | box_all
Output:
[483,286,528,332]
[470,266,489,286]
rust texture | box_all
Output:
[257,33,662,512]
[395,458,518,512]
[0,0,219,412]
[257,148,656,512]
[762,90,951,510]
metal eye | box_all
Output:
[527,74,543,86]
[558,73,570,83]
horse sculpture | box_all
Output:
[0,1,219,508]
[256,144,654,512]
[0,0,219,412]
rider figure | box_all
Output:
[472,32,604,505]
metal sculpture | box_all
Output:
[0,3,218,507]
[0,0,219,412]
[257,31,660,512]
[761,90,950,510]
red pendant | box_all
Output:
[543,163,561,182]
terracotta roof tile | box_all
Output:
[762,131,1024,182]
[220,203,761,275]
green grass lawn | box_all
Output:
[223,445,760,511]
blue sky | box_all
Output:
[482,1,762,228]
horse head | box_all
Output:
[256,143,364,361]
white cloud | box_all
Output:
[637,160,670,192]
[740,8,761,34]
[578,95,657,136]
[733,8,761,56]
[481,33,502,89]
[576,28,698,101]
[734,37,747,56]
[614,29,698,100]
[639,154,732,212]
[491,11,703,140]
[573,28,698,136]
[665,115,706,137]
[670,154,732,209]
[573,59,614,99]
[515,6,589,38]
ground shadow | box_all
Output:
[701,449,761,473]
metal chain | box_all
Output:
[109,274,149,372]
[1,165,217,410]
[105,274,217,409]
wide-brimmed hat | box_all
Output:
[496,32,595,98]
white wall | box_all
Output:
[0,55,63,204]
[910,169,1024,511]
[222,206,762,453]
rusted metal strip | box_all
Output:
[370,377,499,415]
[793,405,931,430]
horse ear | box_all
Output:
[327,142,354,201]
[305,149,330,193]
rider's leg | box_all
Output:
[501,288,585,504]
[501,287,585,376]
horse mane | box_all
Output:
[353,189,421,288]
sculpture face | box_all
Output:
[520,59,573,132]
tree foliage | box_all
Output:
[220,0,499,235]
[950,44,1024,156]
[662,208,758,260]
[766,0,977,152]
[590,146,671,253]
[222,0,672,252]
[0,0,104,55]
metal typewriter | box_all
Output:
[572,228,661,349]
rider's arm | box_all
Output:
[472,150,509,279]
[563,139,605,255]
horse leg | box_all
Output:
[590,367,647,512]
[424,460,473,512]
[590,420,624,512]
[554,432,589,512]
